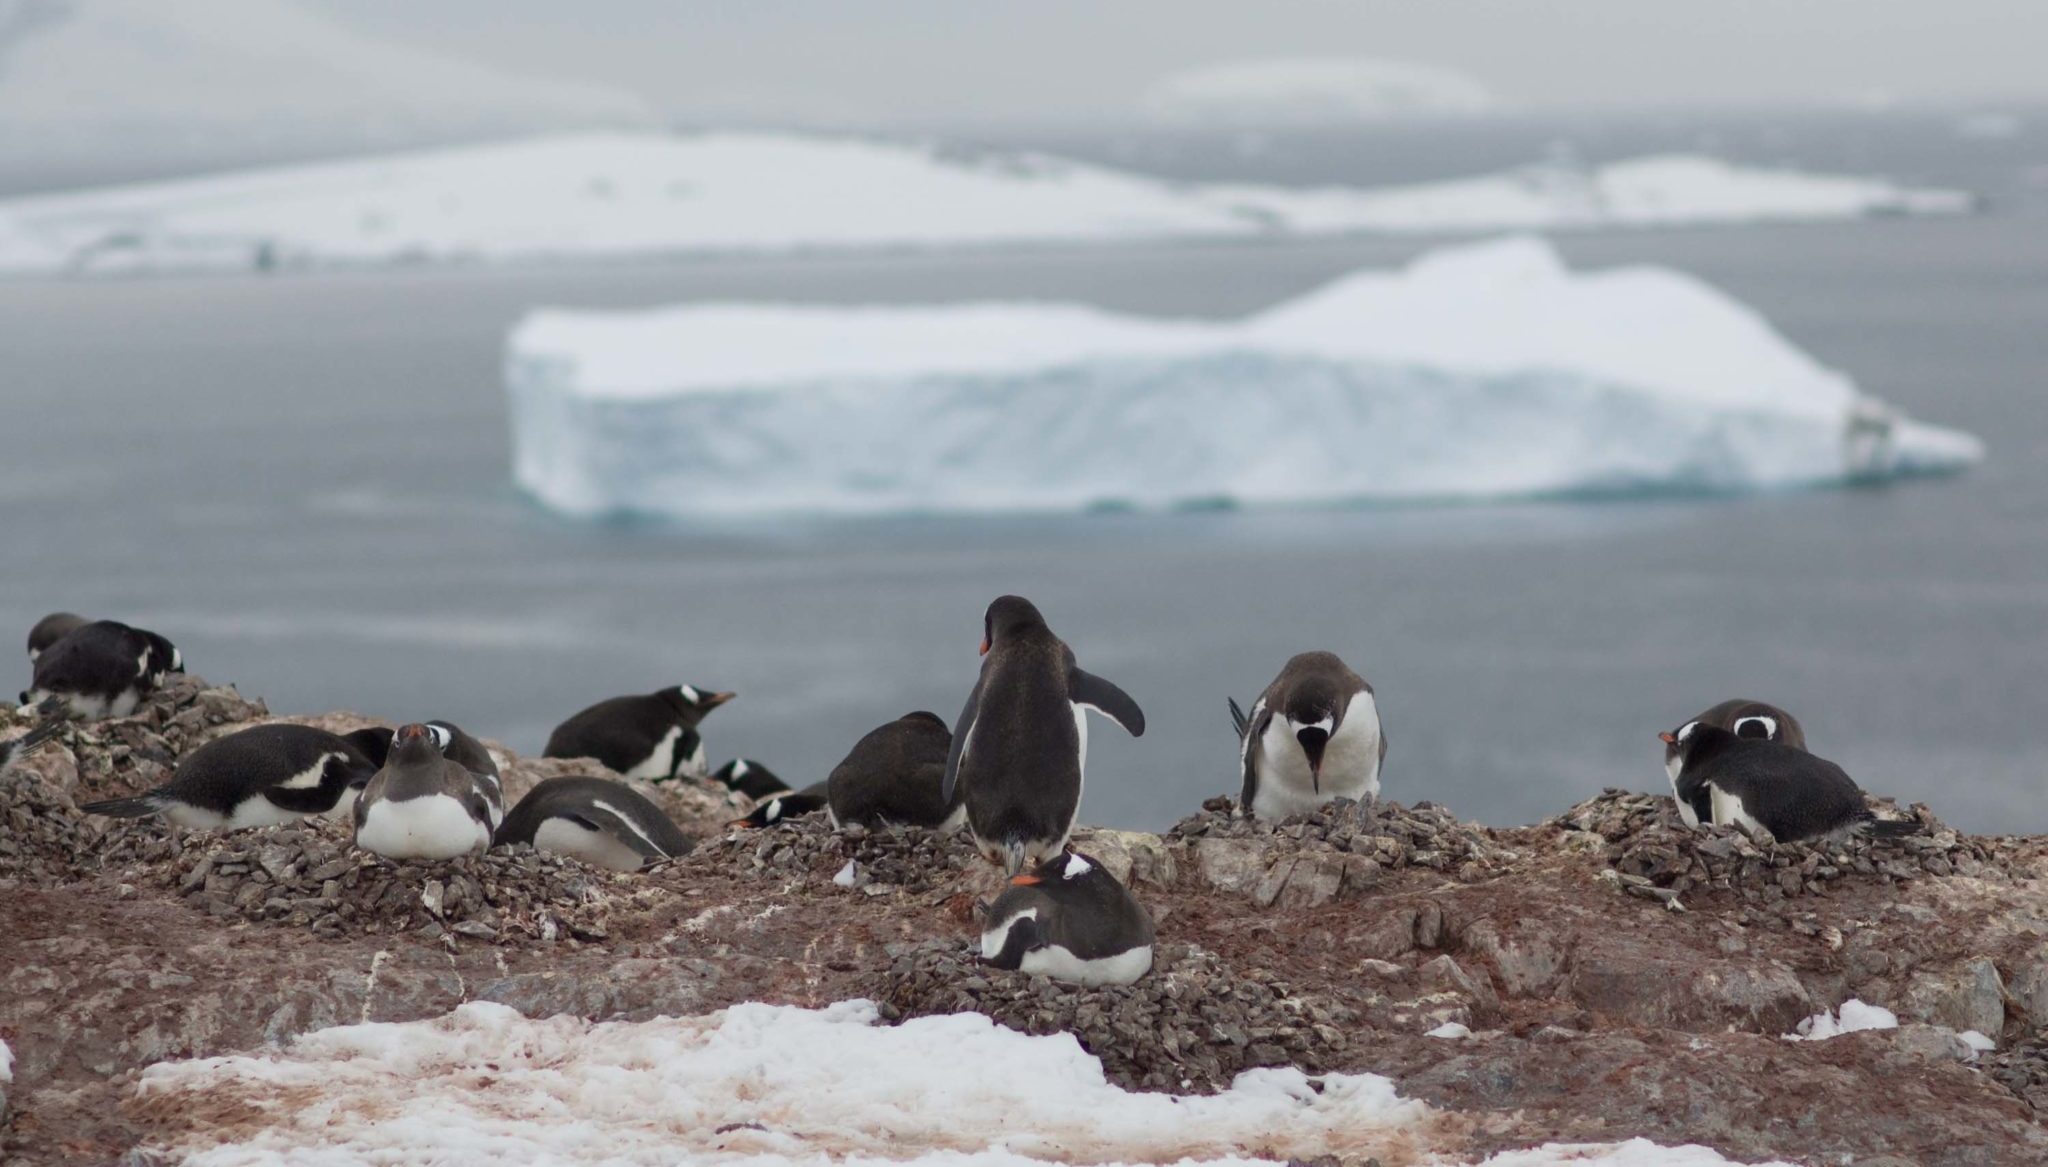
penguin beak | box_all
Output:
[1658,732,1678,745]
[978,635,990,657]
[701,691,736,708]
[1008,873,1042,886]
[397,724,429,743]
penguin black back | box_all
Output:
[1663,723,1919,843]
[497,776,694,869]
[712,758,790,801]
[544,685,734,782]
[827,710,959,829]
[26,612,87,662]
[26,619,182,718]
[80,723,378,829]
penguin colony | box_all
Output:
[7,599,1923,987]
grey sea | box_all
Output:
[2,109,2044,833]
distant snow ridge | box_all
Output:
[0,132,1972,277]
[1144,56,1499,124]
[506,237,1983,519]
[125,998,1788,1166]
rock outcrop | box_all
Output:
[5,686,2048,1165]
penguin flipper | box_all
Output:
[80,793,164,818]
[983,912,1045,971]
[1858,814,1925,839]
[1237,698,1271,814]
[1228,697,1249,740]
[1069,667,1144,737]
[941,675,985,806]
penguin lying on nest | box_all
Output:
[730,711,960,831]
[1662,698,1806,827]
[22,619,183,719]
[1661,720,1922,843]
[979,851,1155,986]
[545,685,734,783]
[352,724,497,860]
[496,776,694,871]
[81,723,382,829]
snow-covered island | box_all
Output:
[505,237,1982,520]
[0,132,1975,277]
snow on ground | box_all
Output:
[0,0,649,158]
[1783,999,1900,1041]
[1,1034,12,1083]
[1142,57,1499,124]
[0,131,1972,276]
[506,236,1983,518]
[126,999,1787,1167]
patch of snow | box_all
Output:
[505,236,1982,518]
[126,1000,1787,1167]
[1143,57,1499,125]
[0,132,1972,277]
[0,0,650,158]
[1784,998,1900,1041]
[0,1035,12,1083]
[833,860,858,887]
[1960,1030,1997,1054]
[1426,1022,1472,1039]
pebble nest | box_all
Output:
[99,821,616,944]
[1557,790,2017,905]
[869,940,1354,1093]
[1985,1033,2048,1113]
[695,813,980,894]
[1168,795,1511,879]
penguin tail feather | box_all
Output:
[1859,815,1925,839]
[1228,697,1249,740]
[12,719,64,752]
[80,794,165,818]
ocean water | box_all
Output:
[1,113,2043,834]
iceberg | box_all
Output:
[0,131,1973,277]
[1142,56,1501,124]
[506,237,1983,519]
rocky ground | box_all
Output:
[5,681,2048,1165]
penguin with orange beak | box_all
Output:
[980,850,1154,986]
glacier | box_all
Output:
[0,131,1974,277]
[506,237,1983,519]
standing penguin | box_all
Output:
[352,724,496,860]
[544,685,734,782]
[0,720,62,777]
[496,776,694,871]
[1662,699,1807,827]
[943,596,1145,874]
[25,612,87,663]
[81,723,380,829]
[980,851,1155,986]
[1660,721,1920,843]
[1229,652,1385,820]
[23,619,182,719]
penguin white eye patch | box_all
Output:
[1062,853,1092,879]
[1675,720,1699,742]
[679,685,702,704]
[1733,715,1777,738]
[427,725,453,750]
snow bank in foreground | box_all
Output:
[1784,999,1900,1041]
[0,130,1971,276]
[506,237,1982,518]
[128,999,1783,1166]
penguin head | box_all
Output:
[391,722,445,765]
[980,595,1047,655]
[900,710,949,732]
[1659,720,1738,769]
[141,632,182,681]
[1010,849,1106,890]
[665,684,735,721]
[26,612,86,662]
[1733,714,1779,740]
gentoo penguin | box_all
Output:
[1663,699,1808,827]
[25,612,87,663]
[827,710,961,830]
[544,685,734,782]
[352,723,496,860]
[980,851,1155,986]
[343,720,502,828]
[729,782,827,829]
[495,776,694,871]
[1229,651,1385,820]
[22,619,182,719]
[711,758,790,802]
[943,596,1145,874]
[1660,721,1921,844]
[0,720,62,776]
[80,723,380,829]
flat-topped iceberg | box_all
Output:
[506,237,1982,518]
[0,131,1973,276]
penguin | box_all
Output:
[22,619,182,719]
[711,758,791,802]
[1663,699,1807,827]
[343,720,502,828]
[942,596,1145,875]
[1659,721,1922,844]
[980,850,1155,986]
[495,776,694,871]
[729,782,827,829]
[80,723,380,829]
[544,685,734,782]
[826,710,961,830]
[0,719,62,777]
[352,723,496,860]
[1228,651,1385,820]
[25,612,87,663]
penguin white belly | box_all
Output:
[326,786,363,822]
[682,736,708,779]
[1250,708,1380,820]
[1020,942,1154,987]
[356,797,490,860]
[1710,787,1766,835]
[621,726,682,781]
[532,817,647,872]
[937,802,968,833]
[1317,699,1383,801]
[162,796,304,830]
[1666,758,1701,827]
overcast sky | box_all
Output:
[315,0,2048,126]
